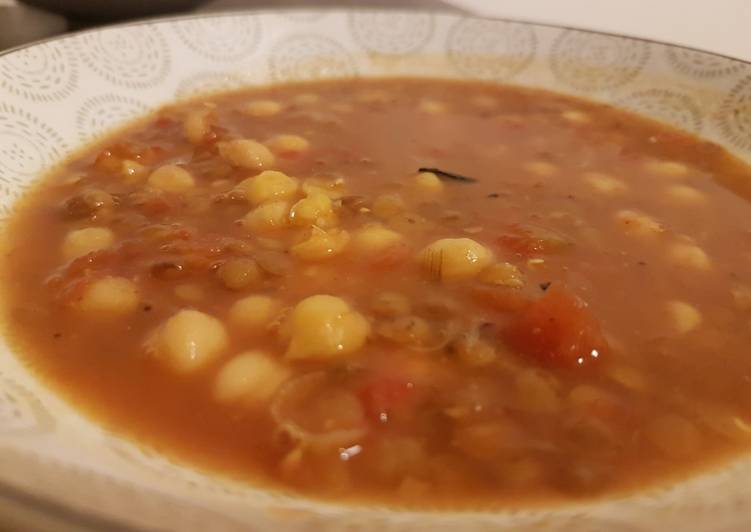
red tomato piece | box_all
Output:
[503,284,608,368]
[497,223,571,257]
[359,376,416,424]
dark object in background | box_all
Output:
[20,0,206,21]
[0,2,67,49]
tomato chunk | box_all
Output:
[497,223,571,257]
[359,376,415,424]
[503,284,607,367]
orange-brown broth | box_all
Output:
[3,78,751,507]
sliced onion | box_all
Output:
[270,371,368,449]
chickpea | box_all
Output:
[218,139,275,170]
[561,110,590,124]
[154,309,228,372]
[289,193,336,227]
[478,262,523,288]
[286,295,370,360]
[412,171,444,194]
[418,99,447,114]
[266,134,310,155]
[419,237,493,281]
[607,365,646,391]
[291,227,350,261]
[183,107,212,144]
[76,276,139,315]
[148,164,195,193]
[236,170,299,206]
[174,283,204,302]
[645,160,689,177]
[214,351,290,405]
[217,258,262,290]
[301,176,348,200]
[523,161,558,177]
[668,242,711,270]
[242,200,290,232]
[732,285,751,311]
[585,172,627,194]
[666,300,702,334]
[667,184,705,203]
[242,99,282,117]
[615,209,664,238]
[352,224,403,255]
[62,227,114,260]
[121,159,147,184]
[228,295,277,333]
[372,194,406,220]
[454,336,496,367]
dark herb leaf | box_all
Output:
[418,167,477,183]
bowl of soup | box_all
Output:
[1,9,750,531]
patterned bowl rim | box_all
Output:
[2,7,749,67]
[1,7,750,531]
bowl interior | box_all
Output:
[1,9,751,531]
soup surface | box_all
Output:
[4,78,751,507]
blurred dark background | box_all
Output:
[0,0,459,51]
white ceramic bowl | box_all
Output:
[1,9,750,531]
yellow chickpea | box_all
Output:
[148,164,195,193]
[218,139,275,170]
[242,200,290,232]
[291,227,350,261]
[301,177,347,199]
[76,276,139,315]
[585,172,628,194]
[412,171,444,194]
[265,134,310,155]
[236,170,299,206]
[646,160,689,177]
[523,161,558,177]
[213,351,290,405]
[419,99,448,114]
[174,283,204,302]
[120,159,147,184]
[183,107,212,144]
[372,193,406,220]
[289,193,336,227]
[228,295,278,333]
[615,209,664,238]
[479,262,524,288]
[286,295,370,360]
[607,365,646,391]
[668,242,711,271]
[561,110,590,124]
[419,237,493,281]
[351,224,403,254]
[666,184,705,203]
[666,300,702,334]
[154,309,228,373]
[242,99,283,117]
[62,227,114,260]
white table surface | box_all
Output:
[448,0,750,61]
